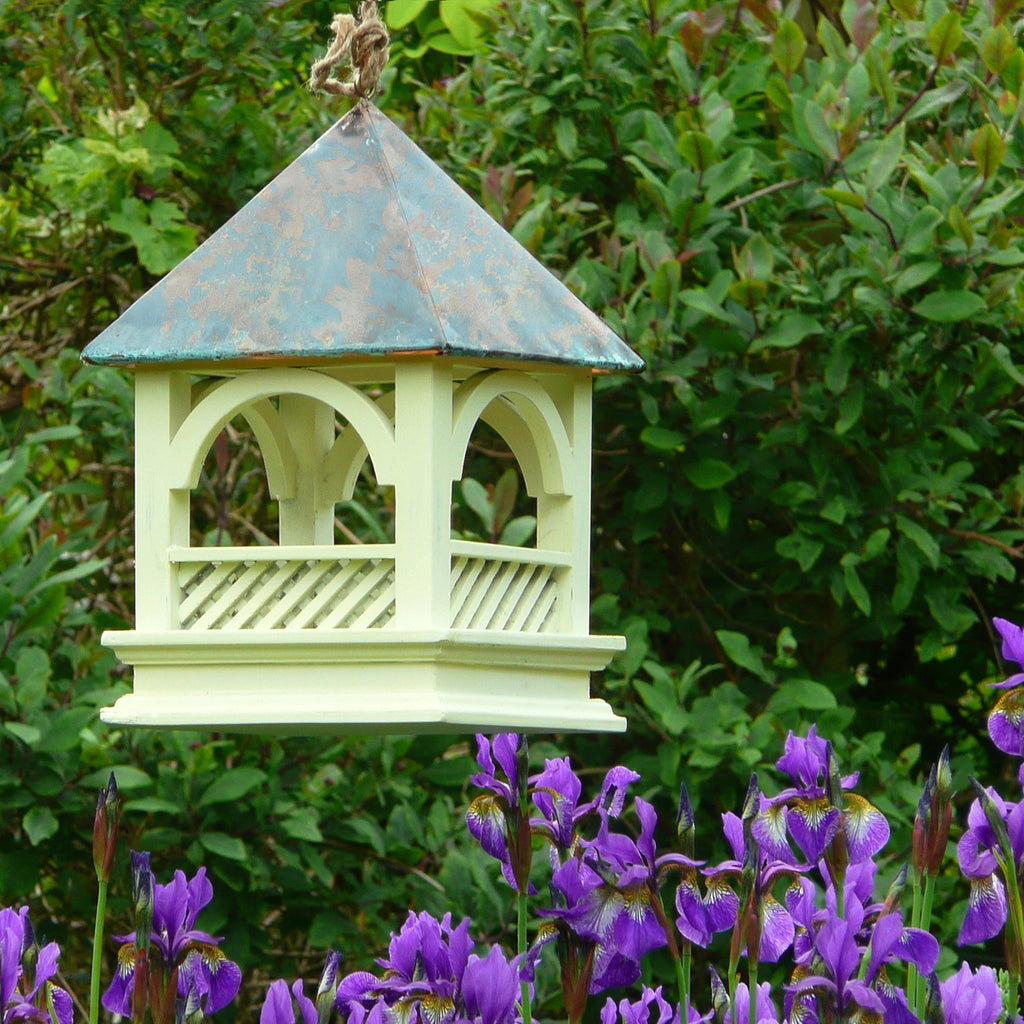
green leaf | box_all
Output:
[340,816,387,857]
[772,19,806,78]
[804,102,838,159]
[22,807,58,846]
[892,261,942,295]
[818,187,865,209]
[439,0,496,49]
[927,10,962,62]
[685,459,737,490]
[498,516,536,546]
[766,678,838,712]
[970,123,1007,180]
[981,24,1016,74]
[896,514,941,568]
[866,124,905,194]
[3,722,41,746]
[844,563,872,615]
[196,767,267,808]
[765,74,793,111]
[913,290,986,322]
[715,630,774,682]
[460,478,493,532]
[836,382,865,434]
[281,809,324,843]
[386,0,429,29]
[703,149,754,205]
[81,765,153,790]
[554,117,578,160]
[200,832,248,861]
[678,132,715,172]
[733,234,774,281]
[640,426,686,451]
[751,313,823,350]
[776,532,826,571]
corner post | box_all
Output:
[279,392,335,545]
[134,368,192,631]
[537,372,592,635]
[393,360,453,630]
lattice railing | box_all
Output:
[172,545,396,631]
[171,542,570,633]
[449,541,569,633]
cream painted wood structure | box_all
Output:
[82,100,643,734]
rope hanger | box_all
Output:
[309,1,390,100]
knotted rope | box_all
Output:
[309,1,390,99]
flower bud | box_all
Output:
[316,950,342,1024]
[131,850,155,956]
[911,767,935,875]
[93,772,119,883]
[676,783,696,859]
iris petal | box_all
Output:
[788,797,839,862]
[989,688,1024,755]
[465,795,509,863]
[703,875,740,934]
[759,894,795,963]
[959,874,1007,945]
[842,793,890,862]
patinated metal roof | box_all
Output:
[82,101,643,373]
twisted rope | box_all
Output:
[309,1,390,99]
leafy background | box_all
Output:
[2,0,1023,1017]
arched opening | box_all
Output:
[191,412,278,547]
[454,415,537,547]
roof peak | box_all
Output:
[83,101,643,374]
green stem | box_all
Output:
[678,943,691,1013]
[919,874,936,936]
[1000,855,1024,1022]
[518,888,532,1024]
[89,878,108,1024]
[747,961,758,1024]
[907,868,922,1016]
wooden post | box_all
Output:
[393,360,453,629]
[278,394,335,545]
[134,368,191,631]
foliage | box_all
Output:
[3,0,1024,1016]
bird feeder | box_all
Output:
[82,100,643,734]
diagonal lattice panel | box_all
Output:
[178,558,396,630]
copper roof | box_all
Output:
[82,101,643,373]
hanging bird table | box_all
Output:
[81,3,644,734]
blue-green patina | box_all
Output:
[82,101,643,374]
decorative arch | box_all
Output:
[167,369,396,491]
[321,391,396,504]
[450,370,572,497]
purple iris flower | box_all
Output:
[260,979,316,1024]
[103,863,241,1017]
[336,910,526,1024]
[787,895,937,1022]
[599,985,713,1024]
[958,785,1024,944]
[531,757,641,865]
[0,907,73,1024]
[787,902,886,1019]
[940,962,1004,1024]
[986,618,1024,755]
[558,798,671,966]
[461,946,520,1024]
[772,729,888,864]
[699,810,801,963]
[467,734,533,892]
[727,982,779,1024]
